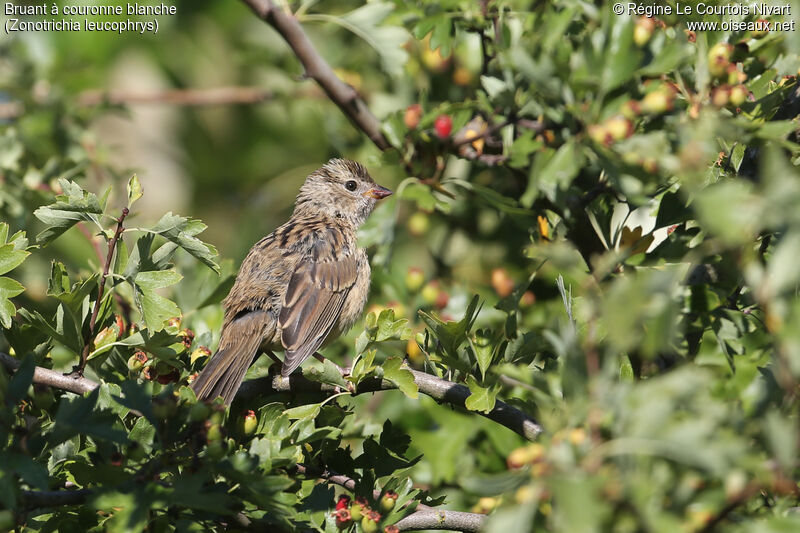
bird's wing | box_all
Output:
[278,232,359,376]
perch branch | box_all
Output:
[239,0,390,150]
[76,207,129,376]
[394,510,486,532]
[0,352,98,395]
[237,367,542,441]
[1,350,540,441]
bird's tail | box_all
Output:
[191,312,271,405]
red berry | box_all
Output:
[434,114,452,139]
[384,526,400,533]
[336,495,351,511]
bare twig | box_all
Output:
[239,0,390,150]
[394,510,486,532]
[76,207,129,376]
[0,352,98,395]
[76,86,275,107]
[19,489,93,508]
[237,367,542,442]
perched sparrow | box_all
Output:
[191,159,392,404]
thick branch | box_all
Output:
[394,510,486,532]
[237,368,542,442]
[0,352,98,395]
[1,348,539,441]
[240,0,390,150]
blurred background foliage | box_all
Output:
[1,0,799,532]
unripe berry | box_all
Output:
[361,511,382,533]
[127,351,148,372]
[206,422,223,443]
[633,16,655,47]
[405,267,425,292]
[507,443,545,469]
[434,114,452,139]
[604,116,633,141]
[751,19,769,38]
[640,87,675,114]
[588,124,611,146]
[239,409,258,437]
[421,281,440,305]
[620,100,641,119]
[407,211,430,236]
[729,85,748,106]
[708,42,732,78]
[404,104,422,129]
[380,491,398,512]
[711,86,730,107]
[349,498,368,521]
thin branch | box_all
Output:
[237,367,542,442]
[294,464,433,512]
[240,0,390,150]
[77,86,275,107]
[20,489,93,508]
[76,207,129,376]
[394,510,486,532]
[0,352,98,395]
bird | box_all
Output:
[191,159,392,405]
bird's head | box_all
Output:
[294,159,392,226]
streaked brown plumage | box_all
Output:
[191,159,392,404]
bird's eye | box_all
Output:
[345,180,358,191]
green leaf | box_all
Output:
[308,3,409,77]
[7,354,34,403]
[33,178,103,244]
[146,213,219,272]
[464,375,498,413]
[304,358,350,389]
[0,277,25,329]
[471,329,495,380]
[527,141,584,203]
[375,309,412,342]
[133,270,183,331]
[127,174,143,207]
[0,243,28,276]
[383,357,418,399]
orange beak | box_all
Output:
[363,185,393,199]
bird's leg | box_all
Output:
[263,350,282,373]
